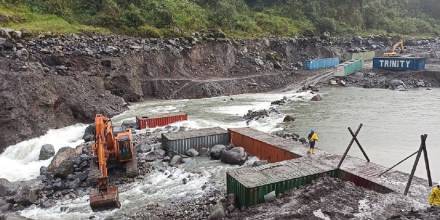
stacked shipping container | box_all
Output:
[372,57,426,71]
[334,59,363,77]
[227,158,338,207]
[228,128,300,163]
[162,127,229,154]
[303,57,340,70]
[347,51,376,61]
[136,112,188,129]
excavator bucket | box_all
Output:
[89,186,121,211]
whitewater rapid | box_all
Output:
[0,124,87,181]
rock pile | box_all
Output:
[338,71,439,90]
[243,107,281,122]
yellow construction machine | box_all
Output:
[384,40,405,57]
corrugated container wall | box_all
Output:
[137,112,188,129]
[162,127,229,154]
[229,128,299,163]
[304,57,340,70]
[334,59,363,77]
[372,57,426,71]
[338,170,393,194]
[227,159,338,208]
[348,51,376,61]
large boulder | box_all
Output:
[283,115,295,122]
[185,148,199,157]
[210,145,226,160]
[311,94,322,101]
[48,147,78,178]
[220,147,248,165]
[82,124,95,142]
[208,202,225,220]
[137,143,153,153]
[169,155,182,167]
[39,144,55,160]
[144,148,166,162]
[388,79,406,90]
[121,120,138,130]
[0,178,17,197]
[12,181,42,206]
[243,109,269,121]
[0,198,10,212]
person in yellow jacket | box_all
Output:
[429,183,440,207]
[307,129,319,154]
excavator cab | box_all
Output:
[117,135,133,161]
[113,126,134,161]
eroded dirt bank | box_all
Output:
[0,32,342,151]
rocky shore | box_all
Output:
[328,70,440,90]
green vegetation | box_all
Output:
[1,0,439,37]
[0,5,108,34]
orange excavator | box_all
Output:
[89,114,138,211]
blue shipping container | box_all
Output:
[373,57,426,71]
[304,58,340,70]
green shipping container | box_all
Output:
[226,158,338,208]
[345,51,376,61]
[334,59,363,77]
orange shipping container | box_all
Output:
[228,127,299,163]
[136,112,188,129]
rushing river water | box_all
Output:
[0,87,439,219]
[280,87,440,181]
[113,87,440,181]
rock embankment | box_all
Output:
[327,70,440,90]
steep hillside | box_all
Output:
[1,0,440,37]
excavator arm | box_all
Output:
[89,114,121,211]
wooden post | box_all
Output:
[348,127,370,162]
[404,135,425,196]
[337,124,363,169]
[421,134,432,187]
[378,150,418,177]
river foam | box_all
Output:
[0,124,87,181]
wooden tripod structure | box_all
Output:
[337,124,370,169]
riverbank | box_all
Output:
[324,70,440,90]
